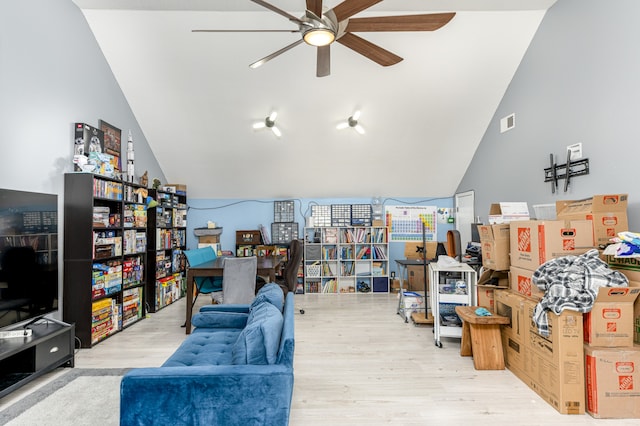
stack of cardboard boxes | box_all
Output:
[585,249,640,419]
[495,207,594,414]
[476,223,511,310]
[487,194,640,417]
[583,286,640,418]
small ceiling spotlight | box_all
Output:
[337,110,365,135]
[253,111,281,137]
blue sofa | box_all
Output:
[120,284,295,426]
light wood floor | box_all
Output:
[1,293,636,424]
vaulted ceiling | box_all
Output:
[73,0,556,199]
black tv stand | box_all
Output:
[0,320,75,399]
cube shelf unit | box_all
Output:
[429,262,477,348]
[63,173,147,348]
[146,188,187,313]
[303,226,389,294]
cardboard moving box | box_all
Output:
[404,241,439,260]
[495,290,527,376]
[478,224,511,271]
[607,261,640,344]
[405,265,429,291]
[509,220,594,270]
[584,286,640,347]
[556,194,628,246]
[488,202,530,224]
[496,289,585,415]
[509,265,543,300]
[476,269,508,310]
[585,345,640,419]
[522,297,585,415]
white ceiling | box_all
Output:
[73,0,556,199]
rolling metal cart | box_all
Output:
[395,259,430,323]
[429,262,476,348]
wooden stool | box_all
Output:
[454,306,510,370]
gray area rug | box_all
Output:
[0,368,129,426]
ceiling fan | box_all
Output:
[193,0,455,77]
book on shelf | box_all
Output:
[372,246,387,259]
[355,246,370,259]
[322,246,337,260]
[322,262,336,276]
[341,262,354,276]
[322,279,337,293]
[323,228,338,244]
[306,281,319,294]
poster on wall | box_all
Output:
[99,119,122,172]
[385,205,437,242]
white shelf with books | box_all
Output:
[303,226,389,295]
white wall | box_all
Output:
[457,0,640,231]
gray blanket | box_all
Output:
[532,249,628,336]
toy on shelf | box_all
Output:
[127,130,135,183]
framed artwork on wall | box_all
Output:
[99,119,122,172]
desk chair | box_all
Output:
[183,247,222,308]
[222,256,257,305]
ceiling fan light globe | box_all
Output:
[303,29,335,47]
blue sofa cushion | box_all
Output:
[192,311,248,329]
[162,329,242,367]
[232,302,283,365]
[251,283,285,312]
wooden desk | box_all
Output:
[184,256,283,334]
[455,306,510,370]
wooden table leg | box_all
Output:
[460,320,472,357]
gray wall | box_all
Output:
[0,0,166,315]
[0,0,166,195]
[457,0,640,231]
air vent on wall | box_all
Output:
[500,113,515,133]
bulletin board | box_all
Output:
[385,205,437,242]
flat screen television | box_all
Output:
[0,188,58,330]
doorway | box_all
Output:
[455,190,475,248]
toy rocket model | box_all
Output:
[127,130,135,182]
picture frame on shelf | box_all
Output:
[99,119,122,172]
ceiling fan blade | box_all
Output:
[192,29,299,33]
[249,39,304,69]
[306,0,323,18]
[345,12,456,32]
[316,45,330,77]
[250,0,304,24]
[336,32,402,67]
[331,0,382,22]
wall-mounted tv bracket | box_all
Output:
[544,151,589,193]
